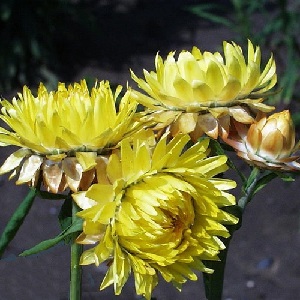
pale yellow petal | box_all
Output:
[205,60,225,95]
[219,78,241,101]
[16,155,43,184]
[0,148,31,174]
[173,76,193,102]
[86,184,114,203]
[229,106,254,123]
[72,191,97,209]
[170,113,197,136]
[76,152,97,172]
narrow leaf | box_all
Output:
[20,218,83,257]
[253,172,278,195]
[186,5,232,27]
[203,239,230,299]
[0,188,37,258]
[243,167,260,191]
[208,138,226,156]
[276,172,295,182]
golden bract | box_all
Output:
[73,133,238,299]
[0,80,140,192]
[224,110,300,171]
[131,40,277,139]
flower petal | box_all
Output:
[0,148,30,174]
[16,155,43,184]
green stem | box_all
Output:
[70,200,83,300]
[203,168,263,300]
[238,170,261,212]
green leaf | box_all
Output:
[208,138,226,156]
[203,237,230,300]
[186,4,232,27]
[0,188,37,258]
[252,172,278,195]
[276,172,295,182]
[239,169,277,211]
[20,218,83,257]
[243,167,260,191]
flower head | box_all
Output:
[131,40,277,139]
[0,80,140,192]
[73,133,238,299]
[224,110,300,170]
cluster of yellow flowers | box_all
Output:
[0,40,299,299]
[131,40,300,171]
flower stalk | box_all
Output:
[203,167,273,300]
[70,200,83,300]
[203,240,231,300]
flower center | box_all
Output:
[161,208,190,245]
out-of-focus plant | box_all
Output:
[0,0,57,92]
[0,0,95,95]
[185,0,300,109]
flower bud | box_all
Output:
[224,111,300,170]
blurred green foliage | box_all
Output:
[0,0,94,95]
[1,0,58,93]
[186,0,300,107]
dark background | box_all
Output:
[1,1,300,299]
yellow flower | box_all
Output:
[224,110,300,170]
[0,80,140,192]
[130,40,277,139]
[73,133,238,299]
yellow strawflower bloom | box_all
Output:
[130,40,277,139]
[73,132,238,299]
[224,110,300,170]
[0,80,140,192]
